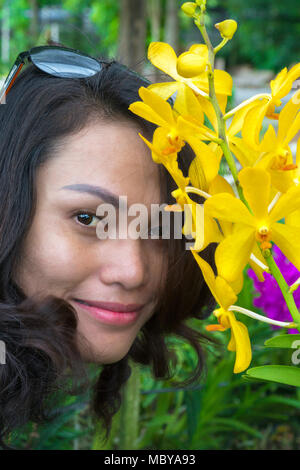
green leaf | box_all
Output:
[258,394,300,409]
[241,374,269,384]
[212,418,262,438]
[264,334,300,349]
[246,365,300,387]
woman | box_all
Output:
[0,44,215,447]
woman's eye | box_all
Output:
[74,211,100,228]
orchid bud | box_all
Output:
[176,52,206,78]
[181,2,197,17]
[215,19,238,40]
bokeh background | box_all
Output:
[0,0,300,450]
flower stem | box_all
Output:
[214,38,228,54]
[262,248,300,331]
[118,361,141,450]
[194,12,250,211]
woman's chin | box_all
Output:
[76,332,132,364]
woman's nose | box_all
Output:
[98,239,149,290]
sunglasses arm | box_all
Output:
[0,60,25,104]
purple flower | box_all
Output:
[248,245,300,334]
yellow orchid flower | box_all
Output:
[138,127,189,189]
[191,251,252,373]
[235,64,300,148]
[204,167,300,283]
[244,95,300,166]
[269,63,300,116]
[146,42,232,101]
[192,251,294,372]
[154,62,260,161]
[129,86,217,156]
[231,96,300,192]
[129,86,186,155]
[130,85,222,192]
[229,130,297,194]
[187,171,269,286]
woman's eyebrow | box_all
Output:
[60,184,119,208]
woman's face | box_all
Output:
[14,119,166,364]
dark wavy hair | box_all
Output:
[0,47,216,448]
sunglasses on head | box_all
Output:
[0,45,108,104]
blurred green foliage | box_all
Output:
[207,0,300,71]
[1,0,299,77]
[0,0,120,75]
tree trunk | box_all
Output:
[148,0,161,42]
[118,0,147,74]
[148,0,162,81]
[164,0,179,54]
[28,0,40,44]
[1,2,10,63]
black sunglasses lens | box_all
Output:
[30,49,101,78]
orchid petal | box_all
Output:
[148,42,180,80]
[215,225,255,283]
[227,98,263,138]
[208,174,235,196]
[174,84,204,122]
[269,186,300,223]
[228,315,252,373]
[242,100,269,148]
[191,251,237,309]
[229,137,258,168]
[138,87,176,126]
[148,82,180,101]
[129,101,170,128]
[278,96,300,144]
[269,168,294,194]
[214,70,233,96]
[187,139,221,188]
[238,167,271,221]
[259,124,277,152]
[271,223,300,272]
[285,209,300,228]
[270,67,288,98]
[284,112,300,146]
[204,193,255,227]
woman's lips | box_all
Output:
[72,298,144,326]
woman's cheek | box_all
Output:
[19,230,91,295]
[41,232,93,283]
